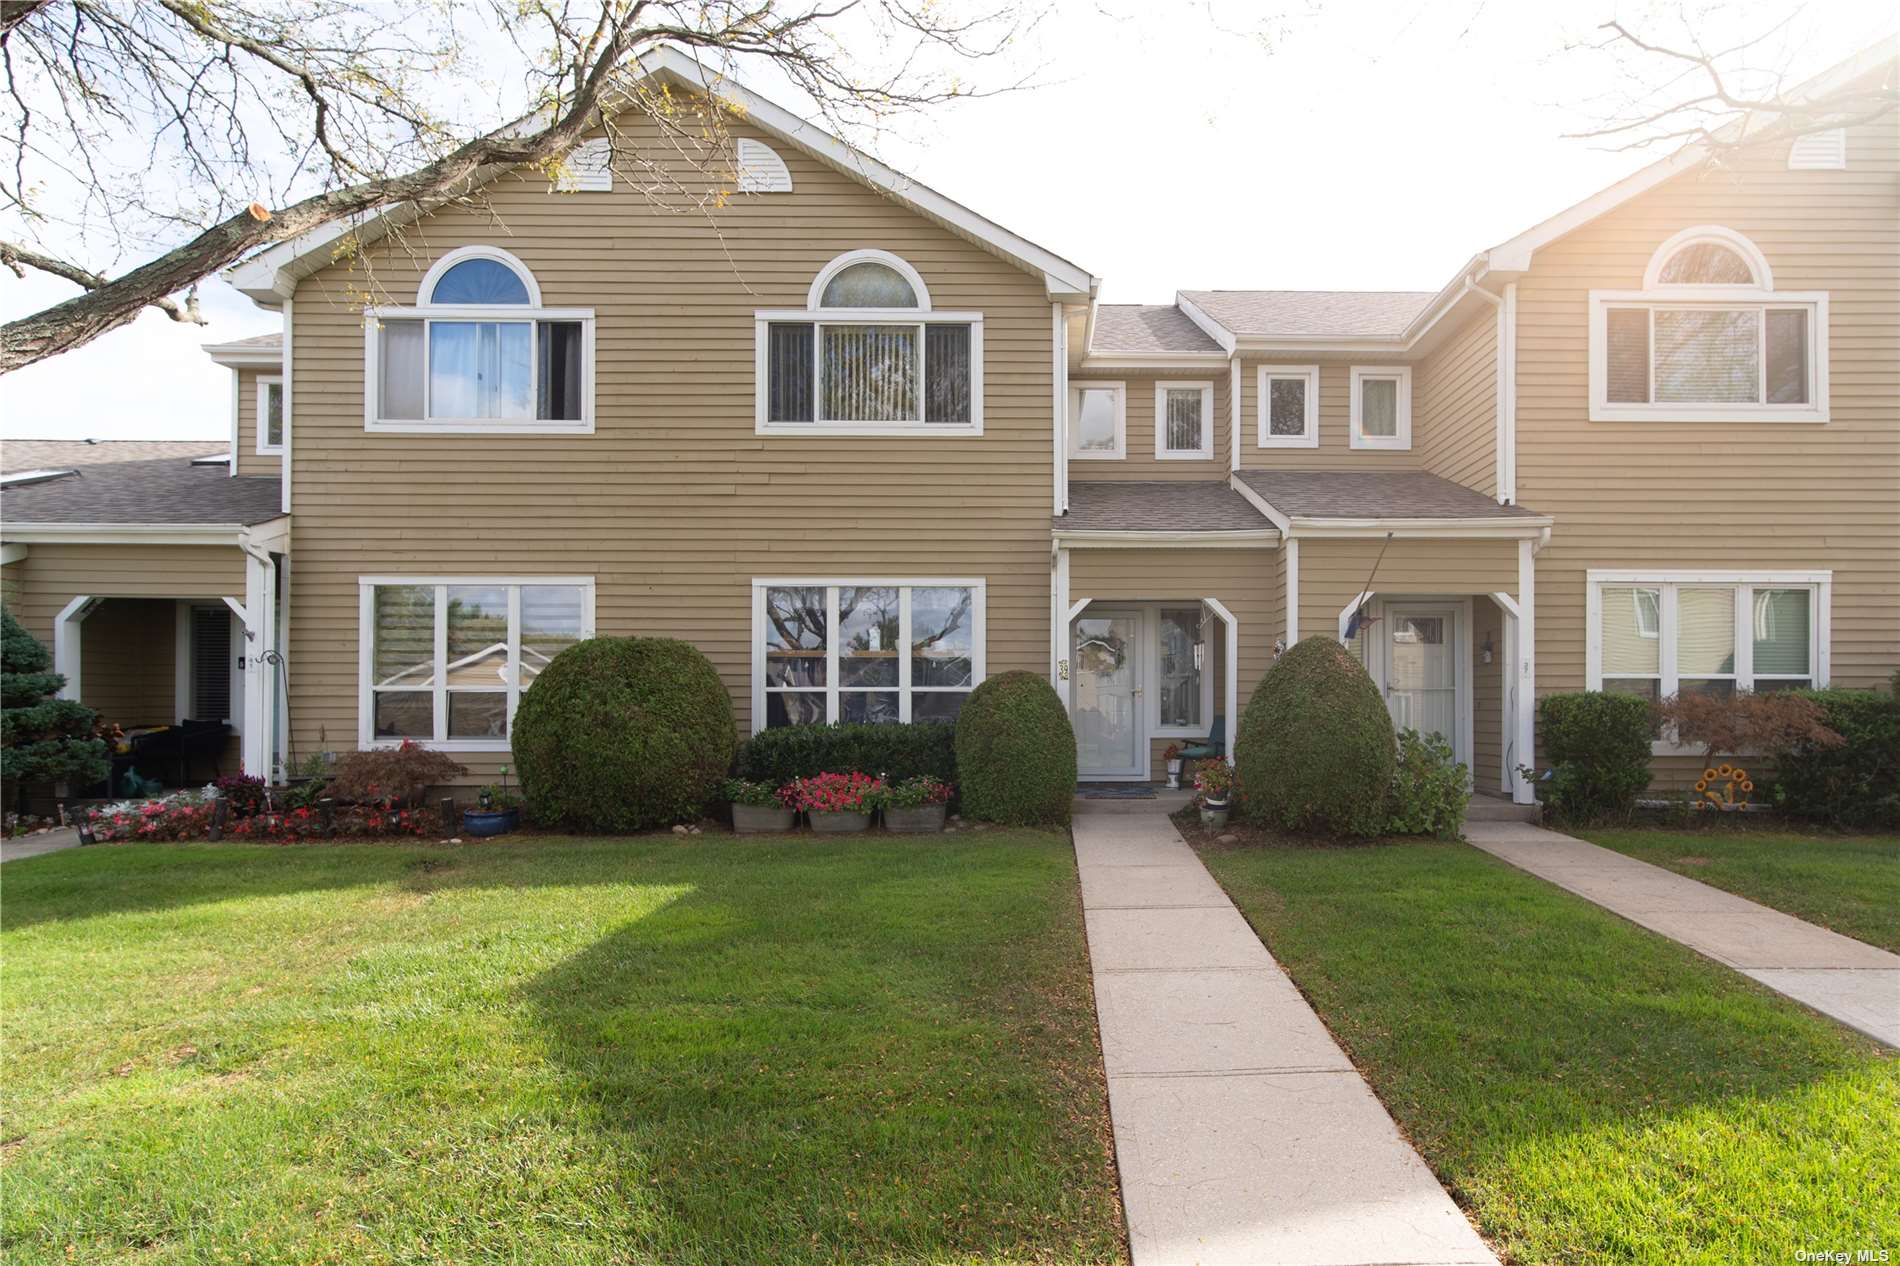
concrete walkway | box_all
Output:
[1076,801,1497,1266]
[0,827,82,865]
[1466,821,1900,1047]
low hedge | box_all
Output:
[954,672,1075,826]
[511,636,735,832]
[1236,637,1394,838]
[734,721,956,789]
[1771,687,1900,828]
[1533,691,1653,824]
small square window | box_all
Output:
[1257,366,1318,448]
[1349,366,1411,450]
[1069,382,1125,459]
[1154,382,1213,459]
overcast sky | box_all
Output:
[1,0,1892,442]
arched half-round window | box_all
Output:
[420,247,540,306]
[1642,226,1773,290]
[808,250,931,311]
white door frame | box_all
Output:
[1071,605,1148,780]
[1365,596,1473,771]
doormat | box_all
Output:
[1077,784,1158,799]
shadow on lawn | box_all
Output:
[516,838,1125,1266]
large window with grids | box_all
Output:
[755,251,983,436]
[1586,571,1829,717]
[753,580,985,730]
[359,577,594,750]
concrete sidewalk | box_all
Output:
[1466,821,1900,1047]
[0,827,82,865]
[1076,801,1497,1266]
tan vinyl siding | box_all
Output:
[1070,371,1231,480]
[1518,102,1900,703]
[1414,310,1497,496]
[1297,537,1518,635]
[234,367,284,477]
[1238,361,1421,469]
[1472,595,1506,793]
[80,599,178,730]
[1067,546,1279,779]
[286,107,1058,779]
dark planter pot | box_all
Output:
[461,807,519,838]
[731,803,795,834]
[884,803,947,834]
[809,809,871,834]
[1199,800,1231,829]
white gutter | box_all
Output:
[1053,529,1279,549]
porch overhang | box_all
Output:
[1053,529,1278,549]
[1228,469,1551,542]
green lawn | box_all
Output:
[1197,836,1899,1266]
[0,834,1125,1265]
[1580,827,1900,953]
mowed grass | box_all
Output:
[0,834,1125,1265]
[1197,837,1899,1266]
[1580,827,1900,953]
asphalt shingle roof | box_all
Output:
[1060,481,1275,533]
[1,439,227,473]
[1234,469,1543,520]
[1179,290,1435,340]
[2,457,282,526]
[1091,305,1224,354]
[201,332,284,353]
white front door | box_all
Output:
[1072,609,1145,778]
[1384,603,1460,762]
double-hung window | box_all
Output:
[1154,381,1214,459]
[366,247,595,434]
[753,580,985,730]
[359,577,594,750]
[756,251,983,435]
[1590,227,1827,422]
[1257,365,1319,448]
[1588,571,1829,720]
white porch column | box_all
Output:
[1512,538,1537,805]
[53,596,97,701]
[1050,546,1070,691]
[239,548,278,779]
[1284,537,1300,644]
[1204,597,1239,765]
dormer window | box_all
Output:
[1590,227,1827,423]
[365,246,595,434]
[756,250,983,436]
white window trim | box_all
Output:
[1349,365,1412,450]
[751,309,986,437]
[357,575,597,752]
[418,245,544,307]
[807,249,932,311]
[749,577,986,735]
[255,375,284,455]
[1149,603,1217,739]
[363,305,597,435]
[1642,225,1774,291]
[1256,364,1320,448]
[1587,290,1829,423]
[1068,380,1126,460]
[1585,569,1831,755]
[1153,381,1215,460]
[174,601,244,733]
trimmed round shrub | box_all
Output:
[954,671,1076,826]
[1236,636,1394,838]
[1536,691,1653,824]
[511,637,735,832]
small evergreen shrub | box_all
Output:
[1235,637,1394,838]
[735,721,956,788]
[327,740,467,808]
[1387,728,1469,839]
[954,672,1075,826]
[1,608,108,791]
[1770,688,1900,828]
[511,637,735,832]
[1530,692,1653,824]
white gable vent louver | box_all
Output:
[736,138,793,193]
[1787,128,1847,170]
[557,138,614,192]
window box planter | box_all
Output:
[884,803,947,834]
[732,803,796,834]
[461,807,519,838]
[809,809,871,833]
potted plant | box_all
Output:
[724,777,796,833]
[880,775,953,834]
[463,765,521,837]
[1163,742,1184,790]
[1194,761,1235,829]
[790,771,883,833]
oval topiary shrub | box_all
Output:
[511,636,735,832]
[1236,636,1395,838]
[954,671,1076,826]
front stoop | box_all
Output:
[1075,802,1499,1266]
[1465,796,1539,823]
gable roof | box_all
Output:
[1,439,227,473]
[1089,304,1225,355]
[0,456,283,527]
[225,46,1096,306]
[1177,291,1435,341]
[1061,481,1275,534]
